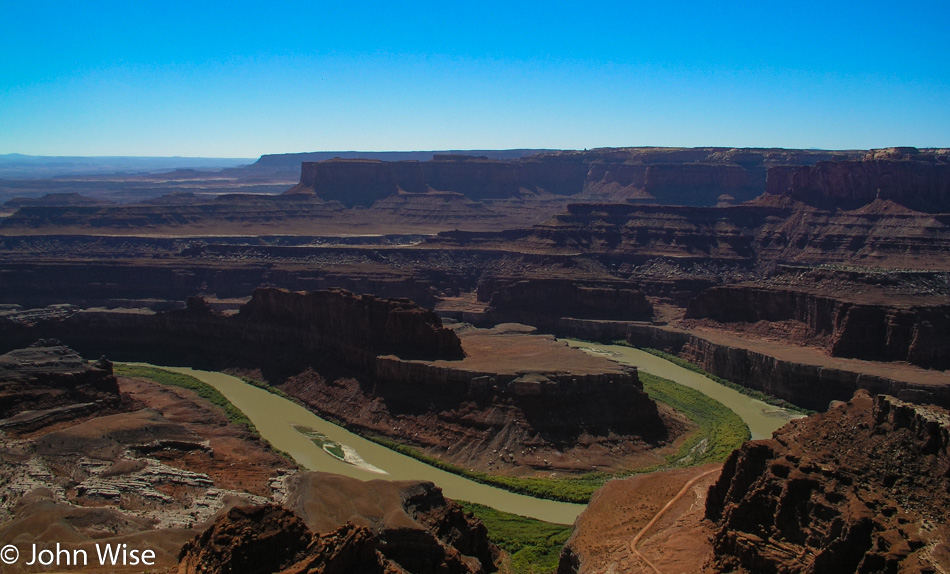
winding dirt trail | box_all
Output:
[629,468,721,573]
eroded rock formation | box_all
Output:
[0,343,292,570]
[0,340,122,432]
[179,473,498,574]
[7,288,462,373]
[685,285,950,369]
[286,148,861,208]
[766,148,950,212]
[706,391,950,572]
[477,278,654,330]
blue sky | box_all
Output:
[1,1,948,157]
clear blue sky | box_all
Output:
[2,1,948,157]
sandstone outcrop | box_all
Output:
[0,340,122,432]
[766,148,950,212]
[177,506,390,574]
[179,473,498,574]
[706,391,950,572]
[686,285,950,369]
[281,326,670,474]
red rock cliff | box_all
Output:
[766,149,950,212]
[288,148,863,207]
[17,288,463,373]
[685,285,950,369]
[238,287,463,368]
[705,391,950,573]
[477,277,654,330]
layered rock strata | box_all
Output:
[625,323,950,410]
[766,148,950,212]
[0,340,122,432]
[686,285,950,369]
[706,391,950,572]
[5,288,463,372]
[428,198,950,270]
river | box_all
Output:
[563,340,803,439]
[133,346,801,525]
[141,365,586,524]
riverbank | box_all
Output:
[124,363,586,524]
[565,340,803,439]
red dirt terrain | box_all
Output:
[0,343,498,573]
[0,343,291,572]
[558,464,722,573]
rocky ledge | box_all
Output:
[179,472,498,574]
[0,340,122,432]
[705,390,950,572]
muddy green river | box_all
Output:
[134,349,800,525]
[142,365,586,524]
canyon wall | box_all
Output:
[476,277,654,330]
[624,324,950,410]
[2,288,462,373]
[766,150,950,212]
[289,155,591,206]
[706,391,950,572]
[289,148,863,208]
[236,288,463,369]
[584,162,758,204]
[374,356,655,438]
[686,286,950,368]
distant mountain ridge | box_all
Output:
[0,154,254,179]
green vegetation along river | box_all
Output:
[564,340,803,439]
[133,365,586,524]
[129,346,801,524]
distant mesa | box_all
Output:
[4,192,112,208]
[765,146,950,212]
[283,147,867,208]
